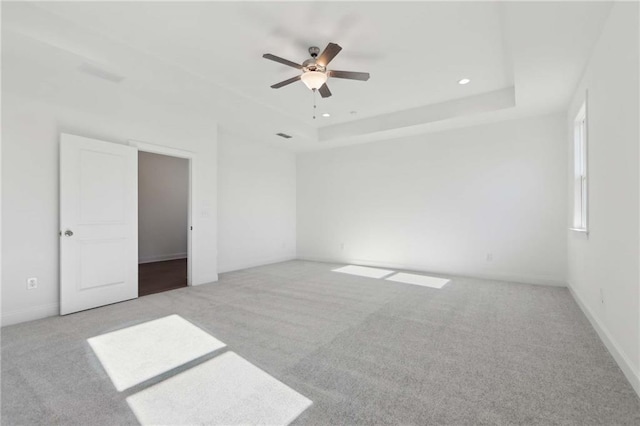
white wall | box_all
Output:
[217,130,296,273]
[566,2,639,395]
[138,152,189,263]
[297,113,567,285]
[1,55,218,326]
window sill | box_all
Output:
[569,227,589,235]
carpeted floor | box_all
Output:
[2,260,639,425]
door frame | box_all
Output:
[129,140,194,286]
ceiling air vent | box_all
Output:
[276,133,292,139]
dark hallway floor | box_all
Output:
[138,258,187,296]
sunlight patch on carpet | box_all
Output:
[386,272,450,289]
[126,351,312,425]
[332,265,395,279]
[88,314,225,391]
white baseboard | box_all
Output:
[568,283,640,398]
[192,273,218,286]
[1,253,288,326]
[139,252,187,264]
[296,254,566,287]
[218,254,297,274]
[1,302,59,327]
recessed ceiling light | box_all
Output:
[322,113,331,117]
[458,78,471,85]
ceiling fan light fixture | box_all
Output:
[263,43,369,100]
[301,71,328,90]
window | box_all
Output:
[572,102,588,232]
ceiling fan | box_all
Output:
[263,42,370,98]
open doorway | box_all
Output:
[138,151,190,296]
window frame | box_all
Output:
[571,100,589,234]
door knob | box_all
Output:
[64,230,74,237]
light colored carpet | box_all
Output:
[126,351,312,425]
[2,260,639,425]
[88,314,226,391]
[385,271,450,288]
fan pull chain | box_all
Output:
[312,89,317,120]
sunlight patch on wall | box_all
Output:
[332,265,396,279]
[88,314,225,391]
[385,272,450,289]
[127,351,312,425]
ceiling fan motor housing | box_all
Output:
[303,47,325,73]
[302,60,325,73]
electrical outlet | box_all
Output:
[27,277,38,290]
[486,253,493,261]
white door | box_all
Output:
[60,133,138,315]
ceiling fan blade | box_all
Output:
[316,43,342,67]
[262,54,303,69]
[270,75,301,89]
[318,83,332,98]
[329,70,370,81]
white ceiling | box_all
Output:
[2,1,613,150]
